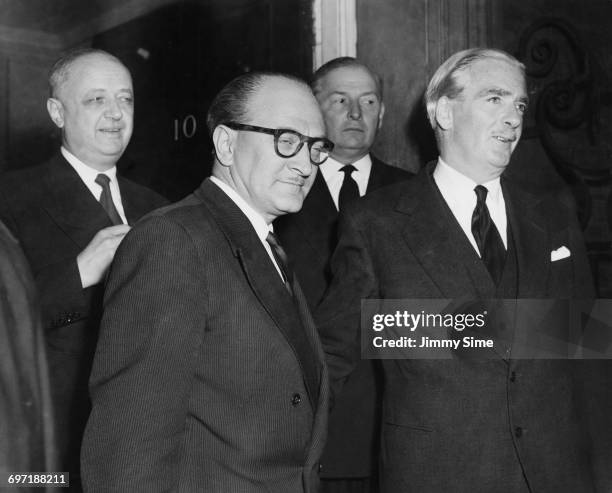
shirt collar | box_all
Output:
[61,146,118,183]
[319,153,372,179]
[434,157,502,204]
[209,176,272,242]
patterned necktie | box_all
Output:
[266,231,294,296]
[338,164,360,210]
[471,185,506,284]
[95,174,123,225]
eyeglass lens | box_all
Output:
[276,131,331,164]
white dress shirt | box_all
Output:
[210,176,285,281]
[433,158,507,257]
[319,154,372,210]
[61,146,128,224]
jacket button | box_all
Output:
[318,463,323,473]
[510,371,517,382]
[514,426,523,438]
[291,393,302,406]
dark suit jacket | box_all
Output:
[275,156,412,478]
[0,153,167,484]
[0,220,56,484]
[316,164,601,492]
[81,178,329,492]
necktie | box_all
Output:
[338,164,360,210]
[95,174,123,225]
[266,233,319,403]
[471,185,506,284]
[266,231,294,296]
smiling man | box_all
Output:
[316,48,600,492]
[0,48,167,490]
[82,72,333,492]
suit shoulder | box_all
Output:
[362,177,413,206]
[0,165,52,225]
[136,192,209,231]
[0,163,47,196]
[344,179,412,226]
[376,160,414,177]
[371,156,414,179]
[118,177,169,209]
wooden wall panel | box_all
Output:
[356,0,491,172]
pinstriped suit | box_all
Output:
[82,178,329,492]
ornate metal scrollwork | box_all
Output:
[517,17,612,294]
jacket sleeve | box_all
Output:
[81,214,207,492]
[0,185,96,330]
[315,207,378,404]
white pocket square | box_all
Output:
[551,246,571,262]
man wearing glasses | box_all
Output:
[81,72,333,493]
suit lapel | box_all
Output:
[118,178,144,224]
[366,155,394,193]
[196,180,321,406]
[41,154,112,250]
[296,172,338,256]
[366,156,386,193]
[501,178,550,297]
[395,168,494,298]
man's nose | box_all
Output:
[104,99,123,120]
[504,104,522,129]
[289,145,314,177]
[348,100,362,120]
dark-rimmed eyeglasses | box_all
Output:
[224,122,334,165]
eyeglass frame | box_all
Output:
[223,122,334,165]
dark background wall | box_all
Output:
[355,0,612,295]
[494,0,612,296]
[0,0,313,200]
[1,0,611,294]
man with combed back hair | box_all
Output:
[276,57,412,493]
[82,72,333,492]
[316,48,606,492]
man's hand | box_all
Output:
[77,225,131,288]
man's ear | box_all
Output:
[212,125,235,167]
[46,98,65,128]
[434,96,453,131]
[377,102,385,131]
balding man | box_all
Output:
[82,72,333,492]
[0,48,167,489]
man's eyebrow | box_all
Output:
[477,87,529,104]
[85,87,132,92]
[476,87,511,98]
[328,90,379,97]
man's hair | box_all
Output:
[310,56,383,99]
[48,48,127,98]
[424,48,525,129]
[206,71,308,136]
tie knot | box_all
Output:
[474,184,488,203]
[340,164,356,176]
[95,173,111,188]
